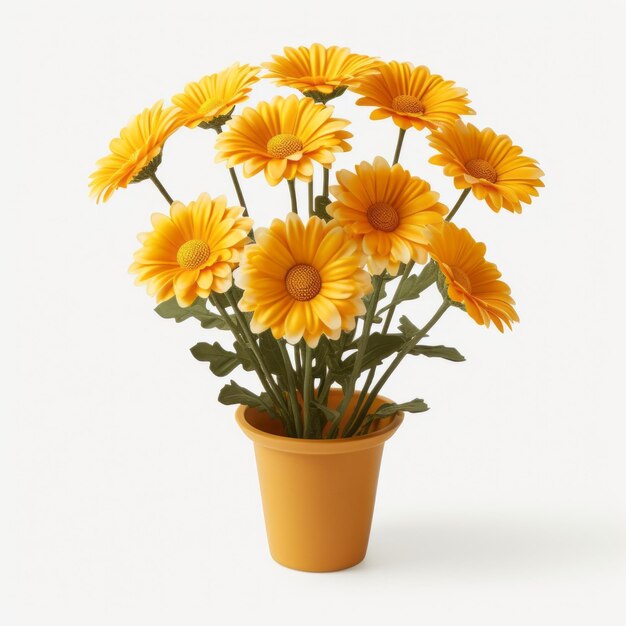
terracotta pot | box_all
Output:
[235,388,404,572]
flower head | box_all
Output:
[235,214,371,347]
[352,61,474,131]
[172,63,260,130]
[428,121,544,213]
[262,43,381,101]
[426,222,518,331]
[130,193,253,307]
[328,157,447,275]
[214,95,352,186]
[89,101,182,203]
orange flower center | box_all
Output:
[450,266,472,292]
[367,202,399,232]
[465,158,497,183]
[198,97,223,116]
[267,134,304,159]
[285,264,322,301]
[391,95,425,114]
[177,239,211,270]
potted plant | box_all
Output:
[90,44,544,572]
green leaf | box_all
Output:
[398,315,419,339]
[377,261,438,315]
[211,284,245,309]
[313,195,332,221]
[409,344,465,362]
[258,331,287,378]
[364,280,387,311]
[312,337,330,378]
[344,333,404,373]
[190,341,254,376]
[377,275,423,314]
[343,330,465,374]
[233,341,257,371]
[155,297,230,330]
[374,399,429,416]
[311,400,340,422]
[218,381,271,411]
[324,339,352,389]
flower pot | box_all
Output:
[235,388,404,572]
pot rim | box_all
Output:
[235,390,404,455]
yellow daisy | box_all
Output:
[214,94,352,186]
[428,121,544,213]
[235,214,371,347]
[426,222,518,332]
[328,157,447,275]
[130,193,253,307]
[262,43,381,102]
[352,61,474,131]
[89,100,183,203]
[172,63,260,130]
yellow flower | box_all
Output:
[130,193,253,307]
[262,43,381,100]
[214,94,352,186]
[89,101,182,203]
[235,214,371,347]
[426,222,519,332]
[328,157,447,275]
[352,61,474,131]
[428,121,544,214]
[172,63,260,130]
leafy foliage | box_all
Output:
[372,398,429,416]
[190,341,255,376]
[345,332,465,372]
[377,261,437,314]
[398,315,419,339]
[155,297,231,330]
[410,344,465,362]
[218,380,273,412]
[258,331,287,378]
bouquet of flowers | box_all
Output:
[90,44,543,441]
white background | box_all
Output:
[2,0,625,624]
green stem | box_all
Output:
[287,179,298,214]
[392,128,407,165]
[213,126,248,214]
[308,180,314,216]
[446,188,471,222]
[225,291,287,413]
[322,168,329,198]
[350,367,376,425]
[331,275,386,438]
[303,345,313,438]
[149,173,173,205]
[317,365,327,399]
[210,295,290,431]
[278,340,302,437]
[318,375,333,406]
[317,332,350,407]
[294,342,303,387]
[349,301,450,436]
[382,261,414,335]
[358,260,437,411]
[228,167,249,217]
[351,261,420,423]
